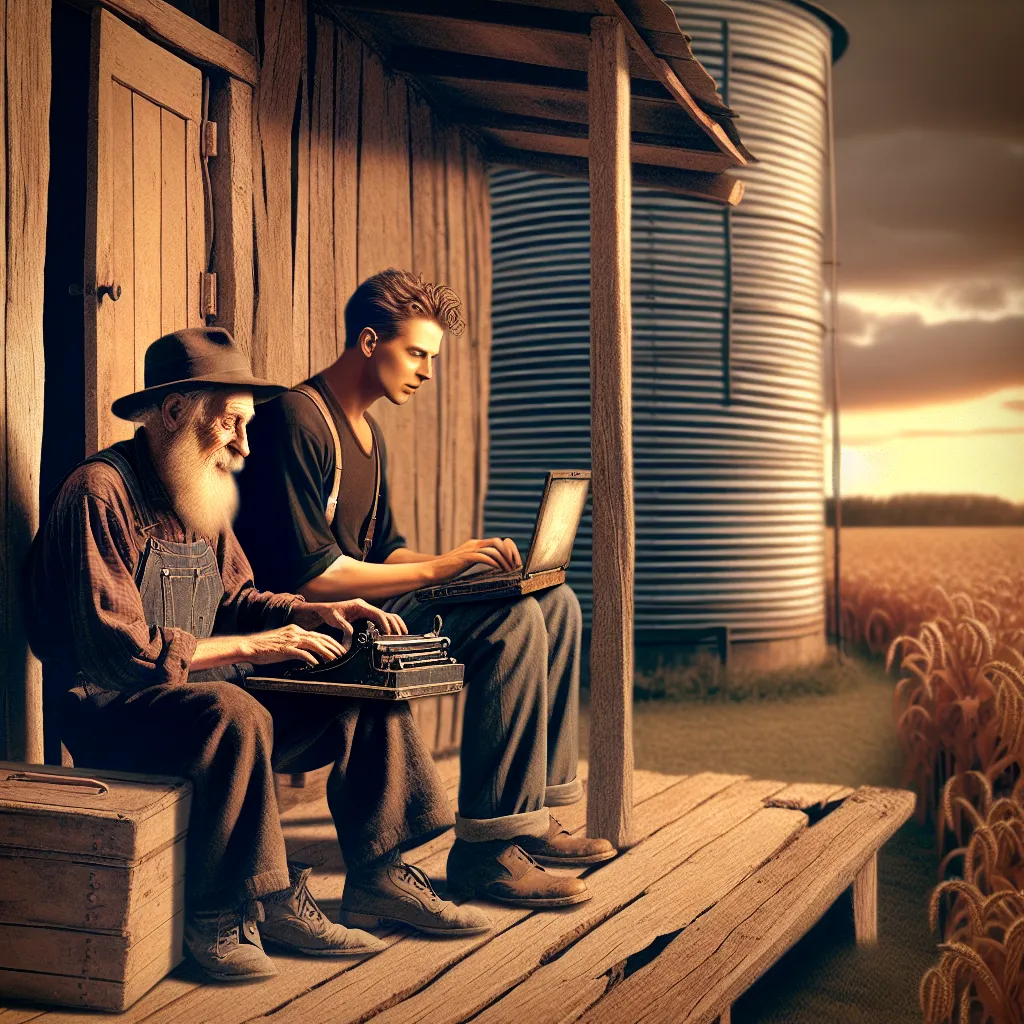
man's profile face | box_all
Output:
[157,389,254,539]
[369,318,444,405]
[194,391,255,473]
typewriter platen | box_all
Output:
[244,615,464,701]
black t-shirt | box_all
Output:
[234,375,406,594]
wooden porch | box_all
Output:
[0,760,913,1024]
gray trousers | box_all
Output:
[63,682,454,908]
[387,583,583,842]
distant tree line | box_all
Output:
[825,494,1024,527]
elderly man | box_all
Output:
[24,328,488,984]
[235,269,615,912]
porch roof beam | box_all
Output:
[484,145,745,206]
[67,0,259,85]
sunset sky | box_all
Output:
[819,0,1023,501]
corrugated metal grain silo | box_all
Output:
[485,0,847,672]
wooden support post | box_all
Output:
[3,0,51,764]
[585,15,634,848]
[852,851,878,944]
[209,75,253,353]
[717,1009,732,1024]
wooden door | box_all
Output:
[84,8,205,453]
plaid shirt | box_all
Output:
[24,431,301,695]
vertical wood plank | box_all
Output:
[216,0,257,57]
[132,94,162,394]
[852,851,878,944]
[4,0,51,762]
[443,128,471,550]
[251,0,302,385]
[586,15,635,847]
[332,25,359,361]
[466,143,491,537]
[409,90,440,553]
[84,7,115,455]
[356,45,387,281]
[308,15,335,376]
[358,50,416,548]
[160,108,187,334]
[0,0,10,758]
[185,117,203,328]
[108,82,135,441]
[209,76,253,354]
[291,7,309,383]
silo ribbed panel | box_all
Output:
[486,0,835,648]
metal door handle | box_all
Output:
[97,283,122,303]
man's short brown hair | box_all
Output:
[344,268,465,349]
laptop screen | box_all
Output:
[524,473,591,575]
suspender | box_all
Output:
[86,448,159,535]
[292,382,381,561]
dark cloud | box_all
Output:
[826,0,1024,139]
[835,132,1024,292]
[844,426,1024,445]
[810,0,1024,295]
[823,314,1024,410]
[1004,399,1024,413]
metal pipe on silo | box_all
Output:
[485,0,848,673]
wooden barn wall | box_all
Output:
[0,1,51,761]
[231,2,492,556]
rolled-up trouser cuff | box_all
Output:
[454,807,550,843]
[545,776,584,807]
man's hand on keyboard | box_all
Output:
[293,597,409,639]
[241,624,348,666]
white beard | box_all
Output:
[160,425,242,542]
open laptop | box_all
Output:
[415,470,591,603]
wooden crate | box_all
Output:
[0,761,191,1012]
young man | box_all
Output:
[24,328,489,983]
[236,270,614,910]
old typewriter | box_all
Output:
[244,616,464,701]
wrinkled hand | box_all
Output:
[242,624,348,666]
[303,598,408,637]
[434,537,522,581]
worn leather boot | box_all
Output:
[446,838,591,908]
[516,817,617,866]
[184,901,277,981]
[341,850,492,937]
[260,862,385,957]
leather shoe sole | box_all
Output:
[184,946,278,981]
[447,883,592,909]
[341,909,491,937]
[259,933,383,957]
[528,847,617,867]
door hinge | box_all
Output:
[202,272,217,319]
[201,120,218,158]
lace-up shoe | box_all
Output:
[341,853,492,937]
[446,839,591,908]
[516,816,617,866]
[184,900,277,981]
[260,862,385,957]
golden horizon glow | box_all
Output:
[823,386,1024,503]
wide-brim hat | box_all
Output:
[111,327,288,421]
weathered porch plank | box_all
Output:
[252,769,689,1024]
[764,782,853,811]
[577,787,916,1024]
[373,777,783,1024]
[477,806,808,1024]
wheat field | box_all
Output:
[829,528,1024,1024]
